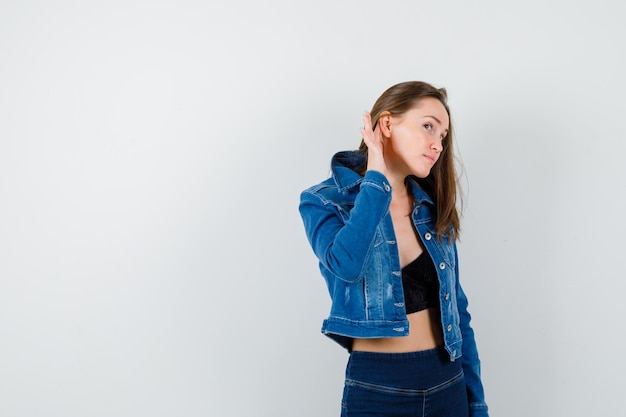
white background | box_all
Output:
[1,1,625,416]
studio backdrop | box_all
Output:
[1,1,624,416]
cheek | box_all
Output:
[390,138,413,155]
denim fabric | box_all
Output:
[299,151,488,416]
[341,347,468,417]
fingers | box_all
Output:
[373,121,382,142]
[361,112,387,174]
[363,111,373,131]
[360,113,370,142]
[361,111,384,163]
[362,112,382,144]
[361,112,375,142]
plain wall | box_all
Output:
[1,1,624,416]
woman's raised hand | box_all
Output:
[361,112,387,176]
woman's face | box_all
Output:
[384,97,450,178]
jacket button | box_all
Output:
[384,183,391,192]
[452,350,457,357]
[439,262,446,270]
[447,324,452,332]
[424,233,432,240]
[444,293,450,300]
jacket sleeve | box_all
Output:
[299,170,392,283]
[454,246,489,417]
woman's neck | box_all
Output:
[384,171,410,202]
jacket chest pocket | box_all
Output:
[427,234,456,269]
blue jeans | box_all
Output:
[341,346,469,417]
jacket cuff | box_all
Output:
[469,403,489,417]
[361,170,390,192]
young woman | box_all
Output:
[299,81,489,417]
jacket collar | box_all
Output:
[330,151,434,205]
[330,151,365,192]
[406,176,435,205]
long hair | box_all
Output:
[356,81,461,240]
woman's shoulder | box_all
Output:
[300,150,364,204]
[301,176,335,195]
[301,174,374,215]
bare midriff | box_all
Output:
[351,308,444,353]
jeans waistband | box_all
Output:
[346,345,461,391]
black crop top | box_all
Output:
[402,252,440,314]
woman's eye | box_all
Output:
[424,123,432,131]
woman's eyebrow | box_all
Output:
[424,115,449,132]
[424,115,442,124]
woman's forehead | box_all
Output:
[408,99,449,126]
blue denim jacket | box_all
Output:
[299,151,488,417]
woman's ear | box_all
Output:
[379,111,392,138]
